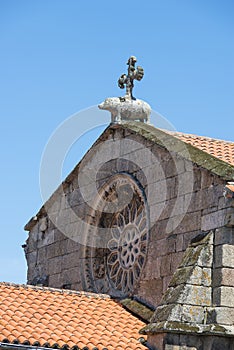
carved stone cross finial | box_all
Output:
[118,56,144,100]
[98,56,151,124]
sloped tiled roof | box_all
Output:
[0,283,147,350]
[171,132,234,166]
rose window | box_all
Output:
[107,200,148,293]
[83,174,149,296]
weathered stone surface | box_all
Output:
[61,266,81,285]
[138,279,163,306]
[147,334,165,350]
[153,238,169,257]
[201,169,215,189]
[170,266,211,288]
[37,247,47,264]
[176,171,196,196]
[143,256,161,280]
[208,306,234,326]
[181,244,212,269]
[160,284,211,307]
[215,227,234,245]
[163,276,173,294]
[180,305,205,324]
[176,235,184,252]
[161,255,172,277]
[26,251,37,266]
[192,267,211,287]
[201,209,227,231]
[165,346,197,350]
[62,252,80,270]
[169,266,194,287]
[182,231,200,251]
[48,256,62,275]
[166,211,201,235]
[213,267,234,287]
[46,241,67,259]
[70,282,83,290]
[151,304,182,322]
[214,286,234,307]
[67,188,85,207]
[48,273,61,289]
[98,97,151,124]
[225,208,234,227]
[147,333,234,350]
[152,197,184,221]
[66,238,80,254]
[179,285,211,306]
[120,298,154,322]
[145,231,214,338]
[215,244,234,268]
[26,224,39,253]
[25,122,234,349]
[37,228,54,248]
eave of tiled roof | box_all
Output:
[0,283,147,350]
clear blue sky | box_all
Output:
[0,0,233,283]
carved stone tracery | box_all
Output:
[83,174,149,297]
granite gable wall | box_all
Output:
[24,124,233,314]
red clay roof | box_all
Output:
[171,131,234,166]
[0,283,147,350]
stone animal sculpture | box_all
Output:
[99,56,151,124]
[98,97,151,124]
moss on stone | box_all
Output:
[169,266,194,287]
[150,304,179,323]
[179,245,204,267]
[190,231,212,246]
[141,320,233,336]
[25,122,234,231]
[160,285,185,305]
[120,298,154,322]
[140,320,200,335]
[120,122,234,180]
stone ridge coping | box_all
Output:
[0,282,111,299]
[139,320,234,337]
[120,298,155,322]
[24,122,234,231]
[119,122,234,180]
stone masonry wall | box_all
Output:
[141,189,234,349]
[24,124,232,309]
[147,333,234,350]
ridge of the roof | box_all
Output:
[0,282,111,299]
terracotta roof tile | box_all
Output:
[0,283,147,350]
[169,131,234,165]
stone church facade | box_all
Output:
[24,122,234,350]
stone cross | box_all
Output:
[118,56,144,100]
